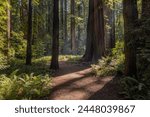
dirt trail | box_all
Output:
[48,61,121,100]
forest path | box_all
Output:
[48,61,121,100]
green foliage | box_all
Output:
[33,40,45,58]
[0,55,82,99]
[33,34,52,58]
[1,57,51,76]
[112,40,125,72]
[0,55,8,70]
[0,72,51,100]
[59,55,81,63]
[120,76,150,99]
[0,1,8,69]
[92,56,116,77]
[92,40,124,77]
[0,55,81,76]
[11,31,26,58]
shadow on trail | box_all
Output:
[53,61,90,77]
[88,78,122,100]
[48,61,121,100]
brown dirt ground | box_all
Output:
[48,61,122,100]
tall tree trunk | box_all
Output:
[141,0,150,46]
[123,0,138,76]
[63,0,67,53]
[83,0,105,63]
[60,0,64,53]
[50,0,59,69]
[77,3,82,54]
[26,0,33,65]
[138,0,150,77]
[64,0,67,41]
[47,0,53,35]
[110,1,116,48]
[70,0,76,54]
[46,0,53,55]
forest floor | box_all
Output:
[48,61,122,100]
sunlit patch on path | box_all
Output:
[48,61,120,100]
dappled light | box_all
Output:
[0,0,150,100]
[48,62,120,100]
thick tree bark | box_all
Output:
[26,0,33,65]
[104,2,115,50]
[50,0,59,70]
[123,0,138,76]
[83,0,105,63]
[70,0,76,54]
[138,0,150,77]
[141,0,150,46]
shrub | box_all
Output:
[0,72,51,100]
[11,31,27,59]
[92,40,124,77]
[1,57,52,76]
[0,55,8,70]
[59,55,81,63]
[91,56,116,77]
[120,76,150,99]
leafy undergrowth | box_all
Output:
[0,72,51,100]
[59,55,81,63]
[0,55,81,76]
[0,56,52,99]
[92,40,124,77]
[120,76,150,100]
[120,56,150,100]
[91,40,150,99]
[0,55,81,99]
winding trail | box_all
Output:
[48,61,121,100]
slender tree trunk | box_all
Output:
[60,0,64,53]
[62,0,67,54]
[64,0,67,41]
[110,1,116,48]
[123,0,138,76]
[70,0,76,54]
[83,0,105,63]
[50,0,59,69]
[63,0,67,53]
[47,0,53,35]
[77,3,82,54]
[26,0,33,65]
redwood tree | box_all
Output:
[123,0,138,76]
[83,0,105,63]
[70,0,76,54]
[50,0,59,69]
[141,0,150,46]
